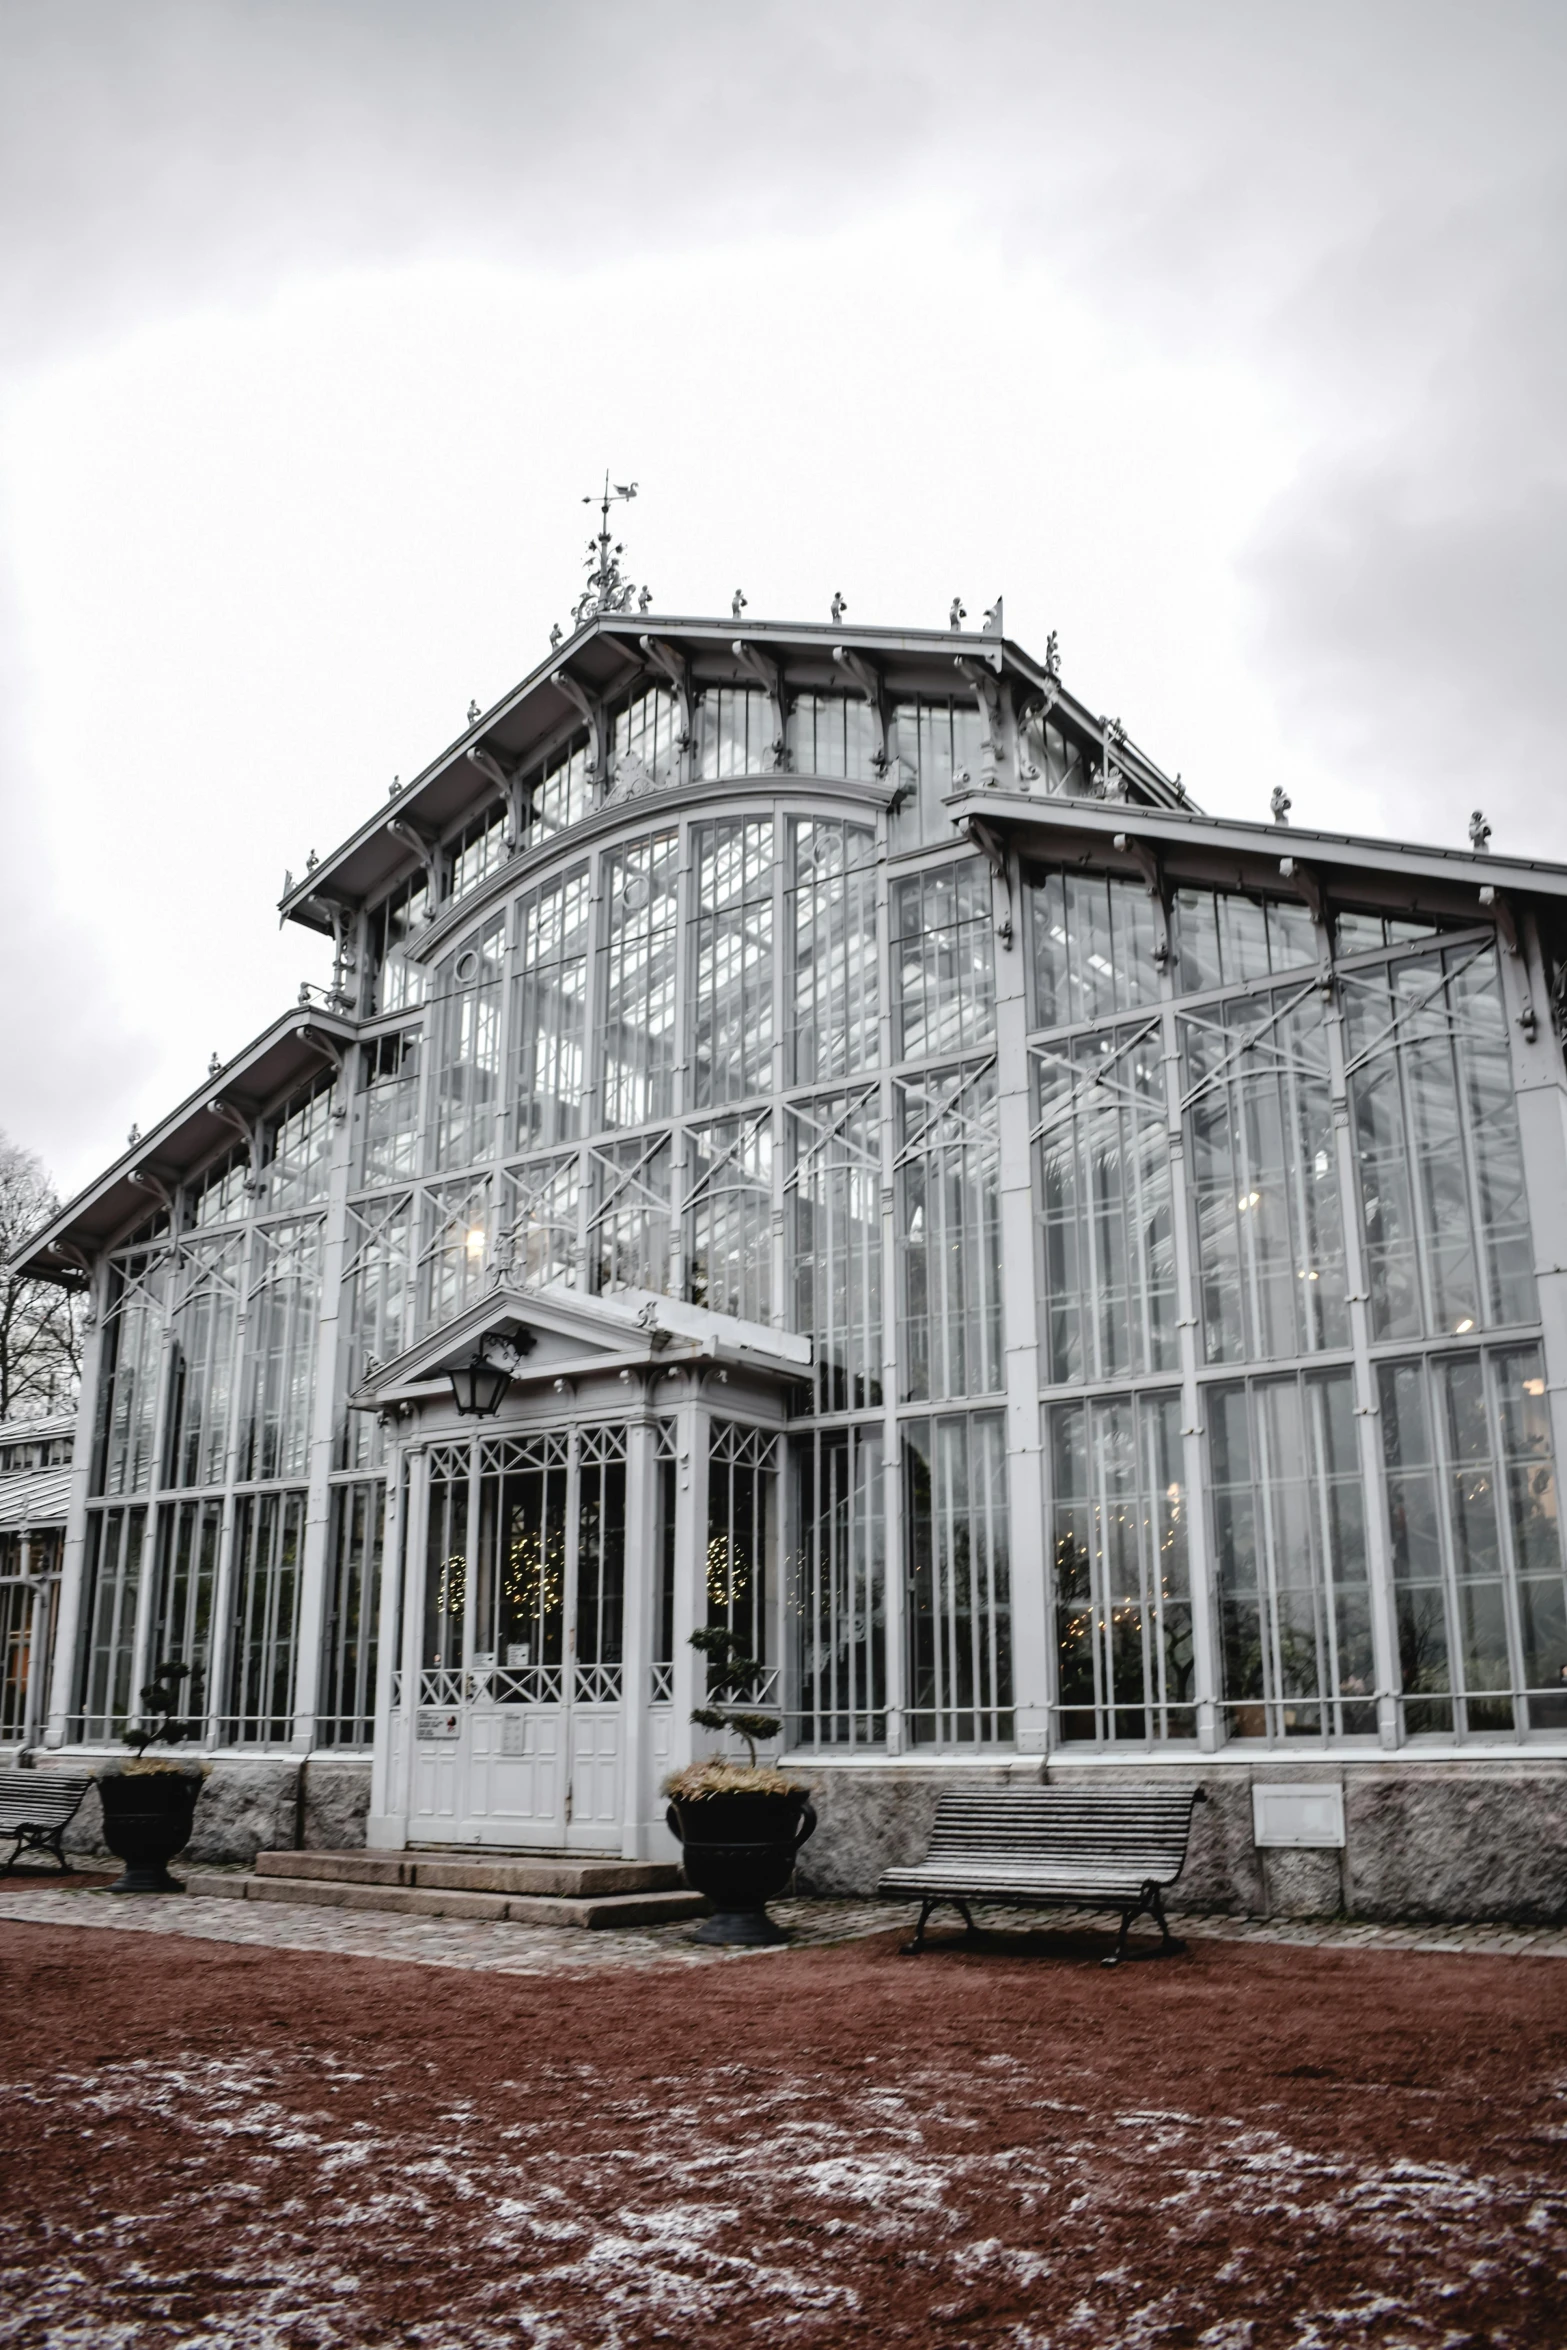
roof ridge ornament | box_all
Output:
[573,474,647,625]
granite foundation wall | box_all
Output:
[35,1758,374,1868]
[792,1758,1567,1926]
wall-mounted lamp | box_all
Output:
[448,1342,512,1419]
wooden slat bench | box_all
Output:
[0,1770,93,1876]
[878,1785,1207,1966]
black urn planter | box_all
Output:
[97,1767,204,1894]
[667,1789,817,1945]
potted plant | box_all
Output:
[664,1629,815,1945]
[96,1662,208,1895]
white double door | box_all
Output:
[415,1425,631,1853]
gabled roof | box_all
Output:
[9,1005,357,1286]
[351,1279,812,1411]
[280,608,1190,935]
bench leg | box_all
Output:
[899,1898,984,1955]
[1101,1881,1187,1968]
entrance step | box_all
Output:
[184,1847,705,1931]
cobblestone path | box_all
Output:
[1,1876,1563,1973]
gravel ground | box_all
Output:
[1,1887,1564,2347]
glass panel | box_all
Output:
[75,1504,146,1739]
[1343,943,1535,1340]
[0,1583,32,1740]
[792,692,878,781]
[1173,889,1317,992]
[340,1194,413,1468]
[513,865,589,1149]
[432,918,505,1171]
[93,1252,167,1498]
[790,1423,885,1745]
[694,686,773,779]
[590,1134,672,1296]
[613,687,682,791]
[905,1410,1012,1745]
[788,1090,882,1413]
[892,858,995,1061]
[419,1178,492,1334]
[423,1454,469,1672]
[576,1429,628,1668]
[1030,870,1159,1028]
[239,1220,321,1482]
[897,1063,1001,1403]
[501,1154,580,1290]
[475,1432,569,1670]
[890,699,986,843]
[1034,1023,1176,1383]
[1050,1391,1193,1743]
[1183,987,1347,1363]
[224,1490,305,1744]
[149,1497,222,1726]
[706,1422,778,1667]
[361,1033,421,1183]
[319,1481,384,1746]
[688,1114,772,1324]
[448,803,507,901]
[1020,713,1091,796]
[1211,1370,1374,1740]
[370,871,430,1015]
[789,818,878,1085]
[599,832,679,1129]
[165,1234,241,1489]
[692,817,774,1108]
[533,735,592,837]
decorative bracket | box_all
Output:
[1093,716,1128,802]
[731,639,790,770]
[386,815,442,908]
[964,814,1015,949]
[1012,679,1060,783]
[638,634,694,747]
[467,745,529,852]
[208,1099,255,1160]
[1278,855,1327,929]
[128,1167,174,1208]
[831,645,890,776]
[1479,885,1537,1041]
[1113,832,1171,967]
[954,656,1006,785]
[549,667,603,781]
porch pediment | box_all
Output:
[349,1280,810,1411]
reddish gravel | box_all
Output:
[1,1915,1563,2348]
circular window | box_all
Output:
[621,872,650,913]
[454,949,480,984]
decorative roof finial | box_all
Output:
[573,474,645,626]
[127,1123,140,1148]
[949,596,967,631]
[1043,629,1061,679]
[467,700,481,724]
[1469,809,1492,853]
[208,1051,221,1076]
[983,597,1003,636]
[549,622,563,650]
[731,588,747,620]
[1270,786,1291,826]
[831,591,847,622]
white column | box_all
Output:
[367,1435,406,1842]
[1163,1000,1221,1752]
[620,1404,655,1856]
[992,852,1049,1755]
[45,1257,110,1746]
[668,1382,708,1777]
[290,1078,357,1750]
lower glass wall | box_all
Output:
[905,1410,1012,1745]
[788,1423,886,1747]
[319,1480,385,1746]
[224,1491,306,1744]
[1210,1371,1375,1740]
[1381,1342,1567,1735]
[1049,1390,1194,1743]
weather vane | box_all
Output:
[570,473,651,628]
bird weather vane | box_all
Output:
[569,473,652,628]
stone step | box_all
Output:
[253,1849,683,1899]
[186,1869,706,1931]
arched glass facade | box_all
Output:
[30,616,1567,1868]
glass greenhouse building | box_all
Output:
[15,571,1567,1912]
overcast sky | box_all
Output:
[2,0,1562,1199]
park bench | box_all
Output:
[0,1770,93,1876]
[879,1784,1207,1966]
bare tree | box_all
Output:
[0,1133,83,1421]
